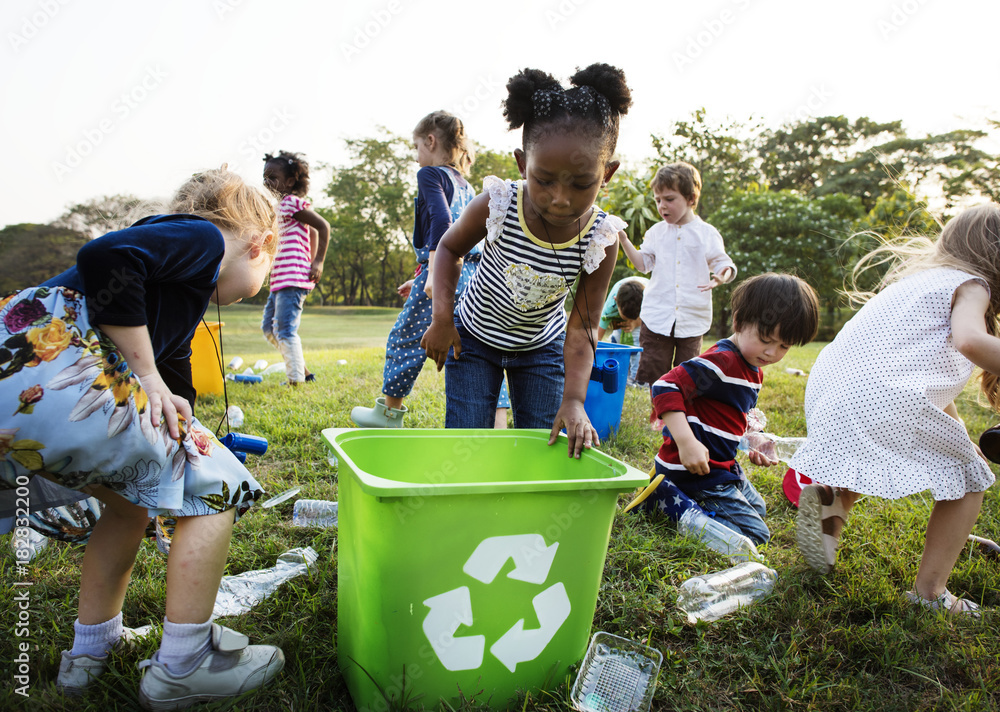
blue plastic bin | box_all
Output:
[584,343,643,441]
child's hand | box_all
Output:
[697,275,725,292]
[676,437,710,475]
[550,401,599,459]
[747,448,779,467]
[309,260,324,283]
[136,370,192,440]
[398,279,414,299]
[420,319,461,371]
[423,279,433,300]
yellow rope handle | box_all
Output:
[622,465,664,513]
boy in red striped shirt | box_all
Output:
[640,273,819,544]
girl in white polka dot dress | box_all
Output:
[791,204,1000,617]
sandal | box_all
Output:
[906,589,982,619]
[797,484,849,574]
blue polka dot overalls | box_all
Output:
[382,169,480,399]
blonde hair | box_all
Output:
[850,203,1000,409]
[169,166,279,256]
[413,111,475,176]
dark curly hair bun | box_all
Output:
[503,68,562,130]
[570,63,632,116]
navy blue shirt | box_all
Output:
[42,214,225,406]
[412,165,466,253]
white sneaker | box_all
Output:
[56,626,150,694]
[138,624,284,711]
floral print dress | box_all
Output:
[0,285,263,542]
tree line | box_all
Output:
[2,110,997,337]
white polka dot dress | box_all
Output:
[790,268,995,501]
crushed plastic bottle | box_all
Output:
[262,362,286,376]
[227,356,244,371]
[253,359,269,371]
[212,546,319,618]
[12,527,49,562]
[226,405,245,428]
[336,359,348,366]
[677,507,760,563]
[738,432,807,464]
[784,367,807,376]
[676,561,778,624]
[292,499,338,528]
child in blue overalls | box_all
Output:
[352,111,510,427]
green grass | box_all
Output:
[4,322,1000,711]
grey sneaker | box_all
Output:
[350,397,407,428]
[138,624,284,711]
[57,626,151,694]
[57,652,108,695]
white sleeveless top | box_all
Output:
[790,267,995,500]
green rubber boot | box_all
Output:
[350,397,408,428]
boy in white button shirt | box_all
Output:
[618,162,735,386]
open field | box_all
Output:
[3,309,1000,711]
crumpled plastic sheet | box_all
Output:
[212,546,320,618]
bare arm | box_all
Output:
[293,208,330,282]
[549,233,619,458]
[618,232,648,272]
[420,192,490,369]
[99,324,191,440]
[660,411,711,475]
[952,281,1000,374]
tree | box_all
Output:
[710,189,865,336]
[0,223,89,293]
[469,146,520,189]
[321,130,416,306]
[52,194,144,238]
[652,108,762,220]
[760,117,1000,212]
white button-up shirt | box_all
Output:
[635,217,736,338]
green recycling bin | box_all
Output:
[322,428,648,711]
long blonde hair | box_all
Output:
[850,203,1000,409]
[413,111,475,176]
[169,166,279,256]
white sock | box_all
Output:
[157,617,213,676]
[70,612,123,658]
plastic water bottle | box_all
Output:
[677,508,760,563]
[212,546,319,617]
[227,356,244,371]
[262,362,286,376]
[226,405,245,428]
[738,432,807,464]
[253,359,269,371]
[292,499,338,528]
[676,561,778,624]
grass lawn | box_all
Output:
[3,311,1000,711]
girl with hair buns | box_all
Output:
[0,168,286,707]
[352,110,510,427]
[421,64,633,457]
[792,204,1000,617]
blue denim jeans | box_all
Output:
[445,317,564,429]
[690,476,770,545]
[261,287,308,382]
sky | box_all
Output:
[1,0,998,226]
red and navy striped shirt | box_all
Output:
[651,339,762,494]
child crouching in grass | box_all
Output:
[634,273,820,545]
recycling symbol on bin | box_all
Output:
[421,534,571,673]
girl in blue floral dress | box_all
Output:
[0,168,286,707]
